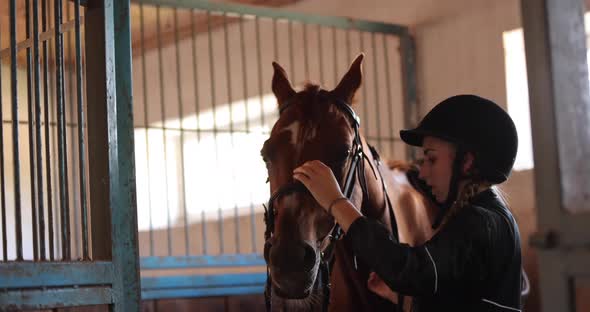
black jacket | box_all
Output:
[347,189,522,311]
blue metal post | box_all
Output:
[85,0,140,310]
[111,0,141,310]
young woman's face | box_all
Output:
[419,136,456,203]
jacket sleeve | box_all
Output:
[346,210,492,297]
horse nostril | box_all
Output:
[302,243,317,271]
[269,241,317,273]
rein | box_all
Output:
[263,94,401,311]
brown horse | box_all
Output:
[261,54,438,311]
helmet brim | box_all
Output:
[400,129,426,147]
[401,128,465,148]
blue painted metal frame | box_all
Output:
[141,254,265,269]
[0,261,114,288]
[109,0,142,310]
[141,273,266,299]
[0,0,140,311]
[0,287,114,310]
[130,0,419,301]
[142,285,265,300]
[135,0,408,35]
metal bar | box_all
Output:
[141,273,266,289]
[10,0,24,261]
[207,11,224,254]
[345,28,351,68]
[255,16,265,128]
[27,0,40,261]
[0,19,85,60]
[288,21,294,83]
[136,126,270,135]
[303,23,309,79]
[50,28,62,259]
[272,18,278,63]
[0,261,114,288]
[0,287,114,310]
[0,11,7,262]
[141,285,264,300]
[332,26,338,85]
[6,114,262,129]
[139,3,154,257]
[85,0,111,261]
[382,35,394,156]
[74,0,88,260]
[66,1,80,260]
[223,13,240,254]
[190,8,205,256]
[239,15,257,253]
[111,0,141,309]
[55,0,71,260]
[223,14,240,253]
[33,0,46,261]
[42,0,56,261]
[140,254,266,269]
[1,119,81,127]
[317,24,324,85]
[400,34,418,161]
[173,8,190,256]
[156,5,172,256]
[133,0,408,35]
[371,33,382,150]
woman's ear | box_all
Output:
[462,152,475,176]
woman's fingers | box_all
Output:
[292,172,310,184]
[299,162,324,177]
[293,160,346,210]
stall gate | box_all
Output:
[133,0,417,301]
[0,0,139,311]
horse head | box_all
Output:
[261,54,437,311]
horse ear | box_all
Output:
[272,62,296,107]
[333,53,364,104]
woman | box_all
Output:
[293,94,523,311]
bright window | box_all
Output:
[134,94,278,231]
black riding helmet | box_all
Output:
[400,94,518,228]
[401,94,518,183]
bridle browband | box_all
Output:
[263,92,401,312]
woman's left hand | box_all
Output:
[293,160,344,211]
[367,272,397,303]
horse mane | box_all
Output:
[386,159,418,172]
[303,82,321,93]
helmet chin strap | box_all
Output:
[432,145,466,229]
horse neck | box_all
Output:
[326,141,397,312]
[358,137,392,227]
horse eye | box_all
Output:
[336,148,351,162]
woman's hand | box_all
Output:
[293,160,345,211]
[367,272,397,303]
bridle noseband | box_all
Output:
[263,93,400,312]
